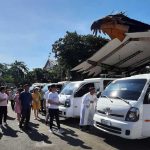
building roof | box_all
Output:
[72,14,150,76]
[72,31,150,76]
[91,13,150,41]
[43,59,57,70]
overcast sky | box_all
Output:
[0,0,150,70]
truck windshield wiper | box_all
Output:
[114,96,132,106]
[101,95,113,103]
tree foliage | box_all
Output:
[25,68,50,83]
[0,63,6,85]
[9,60,29,86]
[52,31,109,80]
[0,61,60,86]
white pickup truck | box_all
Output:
[94,74,150,139]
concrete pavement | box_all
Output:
[1,103,150,150]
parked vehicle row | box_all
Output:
[41,81,70,95]
[36,78,116,118]
[58,78,116,118]
[30,74,150,140]
[29,83,46,93]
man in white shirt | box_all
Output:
[47,84,63,133]
[0,86,8,127]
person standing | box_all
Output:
[47,84,63,133]
[38,87,44,114]
[14,88,23,124]
[19,84,32,129]
[32,87,41,120]
[79,87,97,131]
[0,86,8,127]
[44,85,51,125]
[8,87,15,111]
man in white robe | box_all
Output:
[79,87,97,130]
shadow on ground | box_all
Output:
[60,118,80,129]
[53,127,92,149]
[37,117,46,124]
[103,136,150,150]
[0,132,3,139]
[22,122,52,144]
[60,118,150,150]
[7,115,16,120]
[1,125,22,137]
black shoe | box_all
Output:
[85,125,91,131]
[4,122,8,126]
[80,128,84,131]
[79,126,84,131]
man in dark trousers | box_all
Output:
[48,84,63,133]
[19,84,32,129]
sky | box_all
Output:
[0,0,150,70]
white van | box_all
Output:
[93,74,150,139]
[58,78,116,118]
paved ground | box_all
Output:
[1,103,150,150]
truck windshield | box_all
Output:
[42,83,52,93]
[60,82,80,95]
[102,79,146,101]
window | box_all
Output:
[74,83,94,97]
[102,79,146,101]
[95,82,100,92]
[103,80,114,89]
[60,82,80,95]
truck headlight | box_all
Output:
[64,99,71,107]
[125,107,139,122]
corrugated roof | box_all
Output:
[72,31,150,76]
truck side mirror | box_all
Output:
[74,91,78,97]
[97,91,101,98]
[74,90,84,97]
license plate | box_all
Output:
[101,119,111,126]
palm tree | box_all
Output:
[0,63,8,75]
[0,63,9,85]
[10,60,29,85]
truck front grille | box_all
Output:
[98,110,124,118]
[96,122,122,134]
